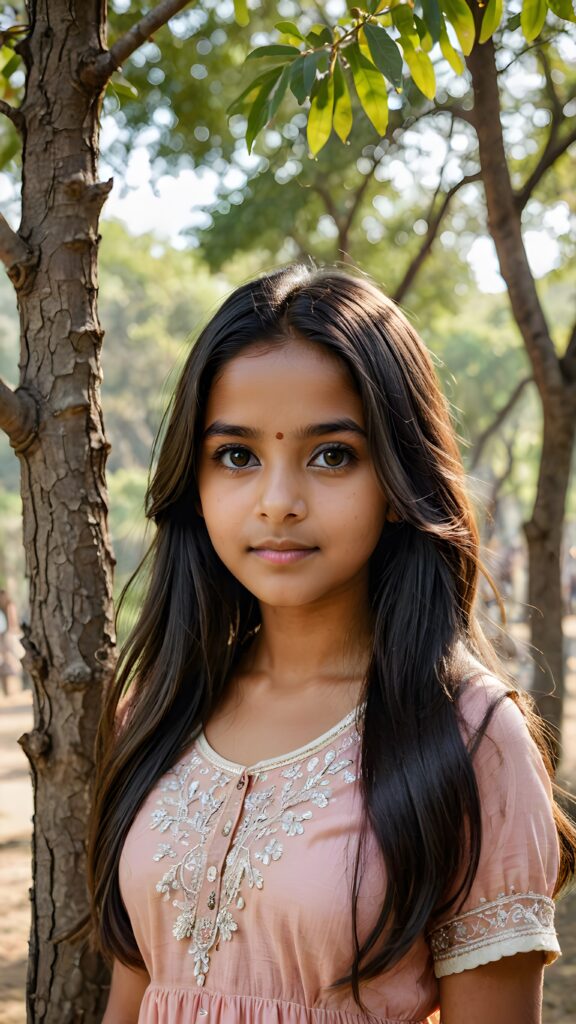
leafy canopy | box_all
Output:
[228,0,576,154]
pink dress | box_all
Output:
[119,668,561,1023]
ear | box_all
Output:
[195,500,204,518]
[386,505,401,523]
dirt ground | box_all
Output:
[1,654,575,1023]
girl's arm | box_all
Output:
[102,958,151,1024]
[439,949,545,1023]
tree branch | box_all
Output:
[515,123,576,211]
[536,46,563,123]
[312,182,340,225]
[0,212,36,288]
[393,171,481,303]
[565,319,576,362]
[0,98,25,133]
[468,375,533,472]
[80,0,193,87]
[402,102,475,133]
[466,37,561,399]
[559,317,576,384]
[496,37,556,75]
[0,378,38,453]
[485,435,515,535]
[341,171,373,239]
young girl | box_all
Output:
[87,265,575,1024]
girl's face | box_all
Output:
[197,338,390,610]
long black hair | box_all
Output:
[83,264,575,1009]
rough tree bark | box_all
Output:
[0,2,190,1020]
[1,5,117,1020]
[466,30,576,741]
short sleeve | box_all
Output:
[427,673,561,978]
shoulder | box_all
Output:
[454,662,534,754]
[452,661,556,837]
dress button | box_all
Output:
[222,819,232,836]
[206,866,218,882]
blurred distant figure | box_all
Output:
[0,589,24,696]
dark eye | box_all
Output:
[312,446,355,469]
[219,447,255,469]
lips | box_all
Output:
[248,540,318,565]
[249,539,317,552]
[250,548,318,565]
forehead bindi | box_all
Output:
[204,341,364,439]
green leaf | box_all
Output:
[402,42,436,99]
[0,46,14,72]
[307,74,335,156]
[391,4,420,44]
[234,0,249,27]
[505,11,522,29]
[440,0,476,55]
[306,24,333,46]
[290,50,325,104]
[0,129,20,170]
[347,43,389,136]
[521,0,548,41]
[363,23,403,88]
[0,53,19,79]
[332,60,353,143]
[289,55,307,103]
[227,67,283,116]
[303,50,324,94]
[108,73,139,99]
[247,44,301,61]
[479,0,503,43]
[414,14,434,50]
[268,62,292,121]
[246,67,283,153]
[420,0,442,41]
[439,17,465,73]
[547,0,576,21]
[275,21,307,41]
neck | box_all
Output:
[240,580,373,700]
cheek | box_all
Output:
[328,480,387,534]
[198,480,247,550]
[316,488,386,568]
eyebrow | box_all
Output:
[203,418,367,440]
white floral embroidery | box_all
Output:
[254,838,283,864]
[428,890,557,966]
[150,729,359,986]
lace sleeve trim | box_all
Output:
[428,890,560,978]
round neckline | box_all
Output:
[196,700,366,775]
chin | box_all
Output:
[247,583,336,608]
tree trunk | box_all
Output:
[466,35,576,742]
[11,2,115,1019]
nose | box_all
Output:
[255,463,307,522]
